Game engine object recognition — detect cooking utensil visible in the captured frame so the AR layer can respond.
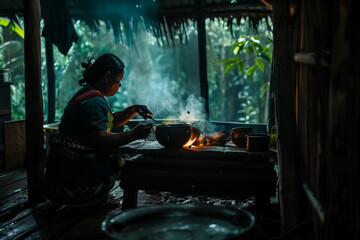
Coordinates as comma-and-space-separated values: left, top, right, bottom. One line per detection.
147, 115, 165, 125
101, 204, 255, 240
155, 123, 201, 148
155, 123, 192, 148
137, 108, 165, 125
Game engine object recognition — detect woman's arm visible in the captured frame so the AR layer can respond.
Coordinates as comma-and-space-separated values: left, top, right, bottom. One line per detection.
87, 124, 152, 149
112, 106, 138, 127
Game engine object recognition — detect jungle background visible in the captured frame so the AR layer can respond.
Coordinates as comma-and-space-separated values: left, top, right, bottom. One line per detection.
0, 16, 272, 125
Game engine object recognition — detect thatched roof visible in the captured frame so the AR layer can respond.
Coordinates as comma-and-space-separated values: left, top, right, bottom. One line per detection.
0, 0, 271, 55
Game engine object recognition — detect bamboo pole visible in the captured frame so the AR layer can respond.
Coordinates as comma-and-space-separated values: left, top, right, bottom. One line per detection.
45, 39, 56, 124
196, 0, 209, 117
24, 0, 45, 204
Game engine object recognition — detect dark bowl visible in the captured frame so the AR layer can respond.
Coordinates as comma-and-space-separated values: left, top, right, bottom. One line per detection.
230, 127, 253, 148
155, 123, 192, 148
102, 204, 255, 240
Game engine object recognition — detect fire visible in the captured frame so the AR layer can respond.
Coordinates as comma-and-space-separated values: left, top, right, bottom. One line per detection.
188, 130, 230, 147
183, 137, 197, 148
179, 128, 231, 148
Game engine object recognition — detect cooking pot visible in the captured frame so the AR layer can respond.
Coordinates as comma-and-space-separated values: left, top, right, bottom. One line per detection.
246, 133, 270, 152
155, 123, 200, 148
230, 127, 253, 148
101, 204, 255, 240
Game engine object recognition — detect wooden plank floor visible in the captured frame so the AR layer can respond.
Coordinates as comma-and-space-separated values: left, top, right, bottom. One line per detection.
0, 169, 121, 240
0, 168, 29, 224
0, 168, 281, 240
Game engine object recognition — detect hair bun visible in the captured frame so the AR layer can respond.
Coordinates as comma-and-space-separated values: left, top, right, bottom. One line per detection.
81, 57, 95, 70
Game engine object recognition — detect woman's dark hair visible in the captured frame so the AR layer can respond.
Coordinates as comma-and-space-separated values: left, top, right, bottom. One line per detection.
79, 53, 125, 86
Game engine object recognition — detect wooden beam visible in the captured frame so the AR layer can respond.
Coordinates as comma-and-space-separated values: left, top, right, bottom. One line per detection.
196, 0, 209, 117
293, 52, 330, 67
272, 0, 300, 232
67, 1, 270, 17
23, 0, 44, 204
45, 39, 56, 123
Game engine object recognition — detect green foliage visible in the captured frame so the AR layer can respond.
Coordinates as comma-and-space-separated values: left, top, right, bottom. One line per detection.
0, 19, 25, 121
217, 35, 273, 80
206, 17, 273, 123
10, 82, 26, 119
2, 16, 272, 125
0, 18, 24, 39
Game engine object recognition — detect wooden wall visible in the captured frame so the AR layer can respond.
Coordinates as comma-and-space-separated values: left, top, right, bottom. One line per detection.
275, 0, 360, 239
324, 0, 360, 239
4, 120, 26, 171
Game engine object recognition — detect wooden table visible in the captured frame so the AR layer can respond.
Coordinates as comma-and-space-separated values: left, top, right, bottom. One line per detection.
115, 140, 277, 213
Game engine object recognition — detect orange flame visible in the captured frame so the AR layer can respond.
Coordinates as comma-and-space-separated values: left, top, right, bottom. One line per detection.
183, 137, 197, 147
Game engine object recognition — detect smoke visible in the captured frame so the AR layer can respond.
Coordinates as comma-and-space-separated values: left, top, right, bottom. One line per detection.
134, 72, 219, 134
133, 72, 179, 118
177, 94, 218, 134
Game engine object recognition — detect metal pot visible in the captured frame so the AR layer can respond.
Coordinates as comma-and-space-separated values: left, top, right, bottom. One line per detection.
230, 127, 253, 148
101, 204, 255, 240
246, 133, 270, 152
155, 123, 200, 148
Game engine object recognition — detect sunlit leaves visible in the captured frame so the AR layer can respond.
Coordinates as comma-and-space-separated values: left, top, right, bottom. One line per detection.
0, 18, 10, 27
218, 34, 273, 80
232, 39, 245, 55
0, 17, 24, 39
245, 45, 254, 55
224, 63, 235, 74
245, 65, 257, 81
256, 57, 264, 72
237, 61, 244, 73
249, 37, 262, 51
9, 23, 24, 39
259, 51, 272, 62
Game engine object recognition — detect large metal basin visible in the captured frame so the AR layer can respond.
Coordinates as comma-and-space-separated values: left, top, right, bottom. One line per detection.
102, 204, 255, 240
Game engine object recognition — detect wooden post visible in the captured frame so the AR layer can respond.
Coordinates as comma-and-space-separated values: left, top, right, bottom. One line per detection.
196, 0, 209, 117
326, 1, 360, 239
45, 38, 56, 124
272, 0, 300, 231
23, 0, 45, 204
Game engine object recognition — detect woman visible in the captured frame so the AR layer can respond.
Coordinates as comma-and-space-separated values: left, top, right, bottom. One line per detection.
44, 53, 152, 207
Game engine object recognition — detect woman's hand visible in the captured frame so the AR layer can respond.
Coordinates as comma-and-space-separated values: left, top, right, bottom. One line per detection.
134, 105, 153, 120
112, 105, 153, 127
131, 123, 153, 139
